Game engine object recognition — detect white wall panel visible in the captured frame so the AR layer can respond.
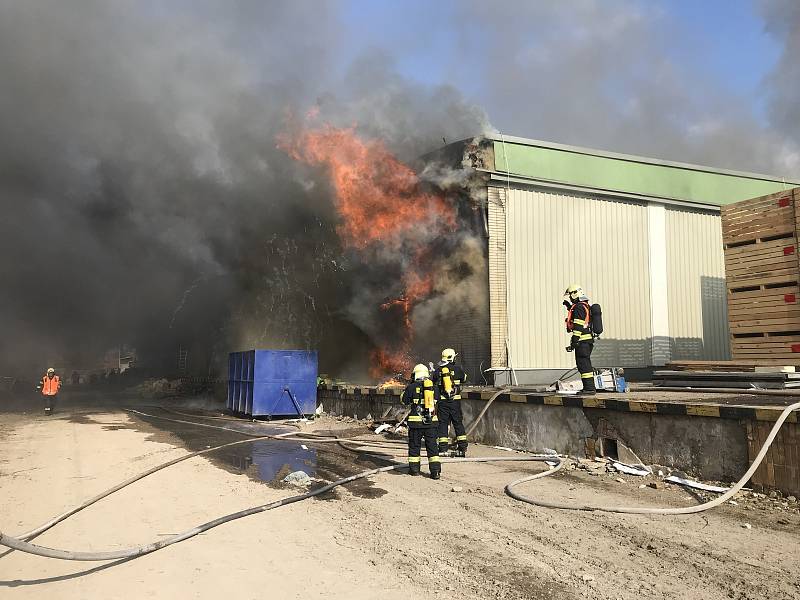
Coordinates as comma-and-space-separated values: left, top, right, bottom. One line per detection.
666, 208, 731, 360
505, 188, 653, 369
487, 186, 508, 368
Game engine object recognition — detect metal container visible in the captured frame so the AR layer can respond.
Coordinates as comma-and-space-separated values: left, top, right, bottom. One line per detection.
227, 350, 318, 417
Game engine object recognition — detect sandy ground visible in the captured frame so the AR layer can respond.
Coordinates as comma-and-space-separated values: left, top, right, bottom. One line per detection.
1, 401, 799, 600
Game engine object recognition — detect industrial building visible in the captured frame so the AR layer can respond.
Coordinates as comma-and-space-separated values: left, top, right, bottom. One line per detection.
433, 135, 800, 385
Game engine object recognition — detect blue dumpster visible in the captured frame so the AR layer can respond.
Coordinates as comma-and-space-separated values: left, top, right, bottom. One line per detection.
227, 349, 318, 417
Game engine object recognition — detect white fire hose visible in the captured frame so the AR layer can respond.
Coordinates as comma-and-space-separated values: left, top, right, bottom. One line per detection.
506, 400, 800, 514
1, 400, 798, 561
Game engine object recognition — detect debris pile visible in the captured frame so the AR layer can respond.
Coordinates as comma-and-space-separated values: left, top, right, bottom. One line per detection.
570, 456, 800, 513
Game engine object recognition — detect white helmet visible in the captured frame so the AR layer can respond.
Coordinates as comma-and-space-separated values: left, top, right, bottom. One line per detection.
440, 348, 457, 365
564, 284, 588, 303
47, 368, 55, 375
412, 364, 430, 381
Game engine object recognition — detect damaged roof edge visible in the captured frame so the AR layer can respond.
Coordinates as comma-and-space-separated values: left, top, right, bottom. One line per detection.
436, 133, 799, 207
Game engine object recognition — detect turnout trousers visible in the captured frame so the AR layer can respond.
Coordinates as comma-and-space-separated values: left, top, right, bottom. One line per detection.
575, 341, 596, 393
43, 394, 57, 411
408, 426, 440, 476
437, 399, 468, 454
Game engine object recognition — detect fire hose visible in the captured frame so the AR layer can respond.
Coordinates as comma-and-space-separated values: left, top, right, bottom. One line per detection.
1, 400, 799, 561
0, 406, 561, 560
507, 400, 800, 514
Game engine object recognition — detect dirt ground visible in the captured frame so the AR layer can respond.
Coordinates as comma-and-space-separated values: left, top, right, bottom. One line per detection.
1, 399, 799, 600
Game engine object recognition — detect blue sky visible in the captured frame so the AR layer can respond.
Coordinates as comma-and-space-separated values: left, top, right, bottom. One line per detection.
667, 0, 780, 118
340, 0, 781, 124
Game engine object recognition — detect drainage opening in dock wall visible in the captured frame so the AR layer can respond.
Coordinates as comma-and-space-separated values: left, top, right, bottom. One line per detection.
600, 437, 619, 461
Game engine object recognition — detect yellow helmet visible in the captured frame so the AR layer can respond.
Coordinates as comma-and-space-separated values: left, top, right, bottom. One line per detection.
564, 284, 587, 302
412, 363, 430, 380
440, 348, 457, 365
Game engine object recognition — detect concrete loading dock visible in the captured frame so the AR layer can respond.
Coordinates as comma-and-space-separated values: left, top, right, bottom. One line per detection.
318, 384, 800, 496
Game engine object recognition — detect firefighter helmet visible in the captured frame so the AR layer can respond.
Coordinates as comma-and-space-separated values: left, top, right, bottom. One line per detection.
564, 284, 587, 303
47, 368, 55, 375
412, 363, 430, 381
440, 348, 457, 365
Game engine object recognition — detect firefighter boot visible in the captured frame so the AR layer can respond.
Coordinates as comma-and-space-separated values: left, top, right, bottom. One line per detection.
429, 457, 442, 479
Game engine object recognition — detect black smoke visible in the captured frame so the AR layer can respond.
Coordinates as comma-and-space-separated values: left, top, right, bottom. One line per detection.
3, 1, 798, 381
0, 1, 486, 379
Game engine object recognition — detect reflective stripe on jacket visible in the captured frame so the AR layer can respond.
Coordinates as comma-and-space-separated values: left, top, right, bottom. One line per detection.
566, 302, 593, 342
433, 363, 467, 400
401, 378, 439, 428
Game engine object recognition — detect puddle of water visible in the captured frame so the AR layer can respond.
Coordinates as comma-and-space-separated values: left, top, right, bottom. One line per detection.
127, 408, 389, 499
217, 439, 318, 483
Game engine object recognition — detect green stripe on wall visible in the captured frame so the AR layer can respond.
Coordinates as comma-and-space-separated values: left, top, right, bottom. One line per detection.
494, 141, 795, 206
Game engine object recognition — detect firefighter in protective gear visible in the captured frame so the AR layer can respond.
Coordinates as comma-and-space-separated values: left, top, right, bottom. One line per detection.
432, 348, 468, 457
37, 368, 62, 413
564, 284, 596, 394
400, 364, 441, 479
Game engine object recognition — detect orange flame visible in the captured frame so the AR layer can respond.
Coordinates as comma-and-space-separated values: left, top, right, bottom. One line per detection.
279, 124, 454, 249
279, 123, 454, 379
377, 376, 406, 391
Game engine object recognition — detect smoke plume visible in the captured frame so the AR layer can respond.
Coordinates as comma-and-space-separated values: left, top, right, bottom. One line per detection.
3, 1, 799, 381
0, 1, 487, 379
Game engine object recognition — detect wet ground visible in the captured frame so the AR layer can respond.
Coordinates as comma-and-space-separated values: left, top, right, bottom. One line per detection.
64, 402, 393, 500
0, 386, 394, 499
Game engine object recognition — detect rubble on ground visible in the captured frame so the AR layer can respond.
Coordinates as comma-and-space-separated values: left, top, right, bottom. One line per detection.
570, 456, 800, 513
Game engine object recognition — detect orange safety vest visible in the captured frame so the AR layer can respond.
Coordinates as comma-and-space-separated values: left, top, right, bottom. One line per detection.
41, 375, 61, 396
566, 301, 591, 332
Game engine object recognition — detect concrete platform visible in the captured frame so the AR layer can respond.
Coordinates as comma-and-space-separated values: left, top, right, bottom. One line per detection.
317, 384, 800, 496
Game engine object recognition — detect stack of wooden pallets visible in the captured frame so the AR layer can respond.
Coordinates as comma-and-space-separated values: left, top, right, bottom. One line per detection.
722, 188, 800, 364
665, 360, 792, 372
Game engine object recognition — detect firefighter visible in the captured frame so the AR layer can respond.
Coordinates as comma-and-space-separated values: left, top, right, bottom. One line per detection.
37, 367, 62, 414
564, 284, 596, 395
433, 348, 468, 457
400, 363, 441, 479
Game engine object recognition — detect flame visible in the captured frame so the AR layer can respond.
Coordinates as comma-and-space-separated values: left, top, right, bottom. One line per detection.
279, 122, 455, 380
279, 124, 454, 250
370, 347, 413, 379
377, 376, 406, 391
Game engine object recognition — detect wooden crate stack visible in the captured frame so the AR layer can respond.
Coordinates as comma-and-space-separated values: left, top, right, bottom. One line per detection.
722, 187, 800, 364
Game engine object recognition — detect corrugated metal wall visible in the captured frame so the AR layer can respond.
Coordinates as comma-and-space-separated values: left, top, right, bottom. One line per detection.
503, 187, 653, 369
487, 187, 508, 368
666, 207, 731, 360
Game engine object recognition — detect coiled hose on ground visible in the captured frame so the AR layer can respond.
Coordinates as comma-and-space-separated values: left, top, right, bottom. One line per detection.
2, 399, 799, 561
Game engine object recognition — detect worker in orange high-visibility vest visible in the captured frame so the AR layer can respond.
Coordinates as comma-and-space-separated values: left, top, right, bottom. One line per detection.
37, 368, 61, 414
